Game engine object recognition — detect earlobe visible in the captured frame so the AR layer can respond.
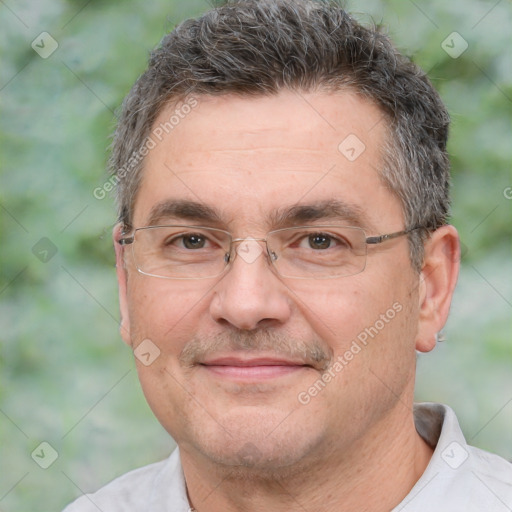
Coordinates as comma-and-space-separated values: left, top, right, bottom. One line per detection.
113, 224, 132, 347
415, 225, 460, 353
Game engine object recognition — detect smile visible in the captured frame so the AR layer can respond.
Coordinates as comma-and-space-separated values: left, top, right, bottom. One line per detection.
199, 357, 312, 381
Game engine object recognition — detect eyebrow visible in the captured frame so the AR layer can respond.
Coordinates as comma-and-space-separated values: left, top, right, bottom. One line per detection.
145, 198, 371, 230
146, 199, 223, 227
271, 199, 371, 229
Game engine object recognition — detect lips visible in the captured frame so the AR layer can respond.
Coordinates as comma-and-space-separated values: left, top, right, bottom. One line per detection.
199, 356, 311, 380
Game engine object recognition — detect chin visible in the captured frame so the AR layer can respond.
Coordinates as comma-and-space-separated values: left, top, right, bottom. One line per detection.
181, 405, 327, 479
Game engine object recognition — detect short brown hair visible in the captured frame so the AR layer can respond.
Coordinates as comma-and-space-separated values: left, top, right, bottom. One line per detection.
110, 0, 451, 270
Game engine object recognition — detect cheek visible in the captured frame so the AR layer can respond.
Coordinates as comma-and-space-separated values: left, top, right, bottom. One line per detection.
289, 278, 378, 349
126, 275, 211, 349
125, 277, 212, 436
290, 271, 417, 359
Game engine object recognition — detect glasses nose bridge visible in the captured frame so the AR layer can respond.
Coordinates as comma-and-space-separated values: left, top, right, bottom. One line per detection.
231, 236, 268, 246
228, 236, 276, 267
230, 236, 270, 252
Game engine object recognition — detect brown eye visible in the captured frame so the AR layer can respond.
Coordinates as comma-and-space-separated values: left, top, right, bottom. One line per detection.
181, 234, 207, 249
307, 233, 332, 250
163, 232, 210, 250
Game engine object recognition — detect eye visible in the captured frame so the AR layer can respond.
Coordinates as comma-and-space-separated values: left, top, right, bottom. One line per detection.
306, 233, 333, 250
164, 232, 211, 250
298, 232, 348, 250
181, 233, 207, 249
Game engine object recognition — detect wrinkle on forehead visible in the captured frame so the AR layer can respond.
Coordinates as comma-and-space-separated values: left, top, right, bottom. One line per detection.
133, 90, 402, 232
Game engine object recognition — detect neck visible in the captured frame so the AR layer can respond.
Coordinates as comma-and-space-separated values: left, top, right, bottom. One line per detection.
181, 404, 433, 512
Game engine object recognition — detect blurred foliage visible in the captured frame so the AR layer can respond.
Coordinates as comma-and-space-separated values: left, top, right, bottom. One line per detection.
0, 0, 511, 510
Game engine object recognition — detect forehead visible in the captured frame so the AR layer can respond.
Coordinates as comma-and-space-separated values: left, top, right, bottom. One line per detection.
134, 90, 402, 231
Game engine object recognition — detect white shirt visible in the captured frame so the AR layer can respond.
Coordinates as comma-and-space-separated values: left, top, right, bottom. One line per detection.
63, 403, 512, 511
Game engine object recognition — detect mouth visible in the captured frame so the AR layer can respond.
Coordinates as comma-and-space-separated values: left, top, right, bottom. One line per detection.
198, 356, 314, 381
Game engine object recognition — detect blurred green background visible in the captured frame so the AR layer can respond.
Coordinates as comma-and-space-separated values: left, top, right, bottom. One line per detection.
0, 0, 511, 510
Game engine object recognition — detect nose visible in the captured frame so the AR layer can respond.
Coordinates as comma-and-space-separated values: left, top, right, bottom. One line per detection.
209, 239, 292, 331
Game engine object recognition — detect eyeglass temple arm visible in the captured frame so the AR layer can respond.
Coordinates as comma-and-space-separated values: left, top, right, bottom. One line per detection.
366, 227, 422, 245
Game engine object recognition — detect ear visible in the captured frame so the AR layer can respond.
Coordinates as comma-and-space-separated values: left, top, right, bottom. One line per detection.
415, 225, 460, 353
113, 224, 132, 347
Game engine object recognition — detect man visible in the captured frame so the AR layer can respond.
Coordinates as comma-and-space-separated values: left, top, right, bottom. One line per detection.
64, 0, 512, 510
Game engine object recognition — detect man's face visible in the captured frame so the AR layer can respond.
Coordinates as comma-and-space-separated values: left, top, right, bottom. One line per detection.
117, 91, 423, 473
